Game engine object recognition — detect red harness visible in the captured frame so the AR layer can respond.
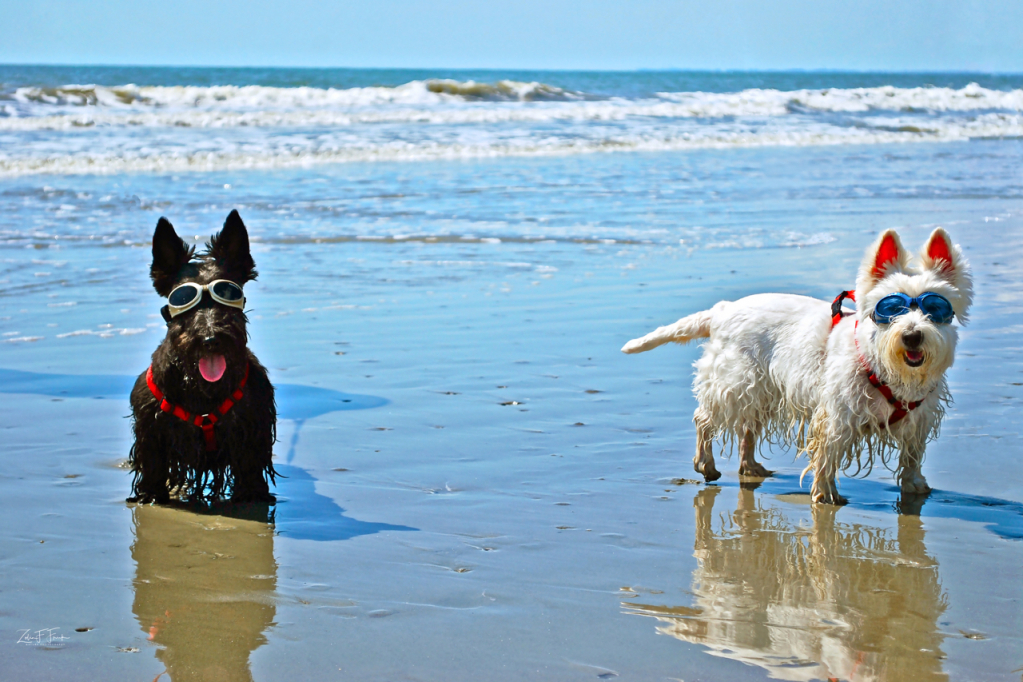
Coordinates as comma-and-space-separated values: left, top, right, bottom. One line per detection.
830, 289, 856, 328
830, 289, 923, 426
146, 363, 249, 451
862, 362, 923, 425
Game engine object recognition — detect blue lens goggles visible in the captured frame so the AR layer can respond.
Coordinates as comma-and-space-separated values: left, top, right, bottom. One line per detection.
872, 292, 954, 325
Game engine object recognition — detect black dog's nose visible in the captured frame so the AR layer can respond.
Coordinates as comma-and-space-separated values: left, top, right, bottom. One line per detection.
202, 335, 216, 347
902, 330, 924, 349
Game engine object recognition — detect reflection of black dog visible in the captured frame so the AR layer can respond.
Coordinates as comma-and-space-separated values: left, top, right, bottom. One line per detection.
130, 503, 276, 680
128, 211, 276, 503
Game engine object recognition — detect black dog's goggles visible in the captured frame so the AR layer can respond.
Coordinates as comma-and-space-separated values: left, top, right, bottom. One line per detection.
872, 292, 954, 325
164, 280, 245, 319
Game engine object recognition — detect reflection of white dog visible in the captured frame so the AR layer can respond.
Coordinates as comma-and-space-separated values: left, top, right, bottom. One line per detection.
624, 487, 948, 681
622, 229, 972, 504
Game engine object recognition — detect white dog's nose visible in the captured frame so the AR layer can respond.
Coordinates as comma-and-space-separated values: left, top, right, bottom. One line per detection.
902, 329, 924, 349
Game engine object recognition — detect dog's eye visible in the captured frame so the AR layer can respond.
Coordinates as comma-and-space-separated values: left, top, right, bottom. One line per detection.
921, 295, 954, 323
211, 281, 243, 301
168, 285, 200, 307
875, 298, 908, 318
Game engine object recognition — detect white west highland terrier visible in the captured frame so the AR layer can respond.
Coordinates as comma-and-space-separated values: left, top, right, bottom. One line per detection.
622, 229, 972, 505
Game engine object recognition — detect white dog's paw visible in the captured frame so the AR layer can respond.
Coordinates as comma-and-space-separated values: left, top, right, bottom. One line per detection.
811, 480, 848, 506
694, 459, 722, 482
900, 471, 932, 495
739, 461, 774, 478
812, 490, 848, 506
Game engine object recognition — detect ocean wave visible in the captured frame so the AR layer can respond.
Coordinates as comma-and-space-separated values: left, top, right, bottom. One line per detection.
423, 79, 579, 101
6, 78, 580, 111
4, 119, 1020, 177
3, 80, 1022, 177
2, 101, 1022, 135
2, 82, 1021, 133
657, 82, 1023, 114
3, 81, 1019, 113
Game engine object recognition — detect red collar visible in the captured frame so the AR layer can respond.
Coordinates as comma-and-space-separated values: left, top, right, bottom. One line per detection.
146, 362, 249, 451
832, 290, 923, 426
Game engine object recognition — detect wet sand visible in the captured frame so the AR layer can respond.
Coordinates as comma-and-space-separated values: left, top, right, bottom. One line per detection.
1, 145, 1022, 680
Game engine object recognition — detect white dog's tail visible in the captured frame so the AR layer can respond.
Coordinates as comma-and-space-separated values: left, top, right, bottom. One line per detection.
621, 308, 714, 354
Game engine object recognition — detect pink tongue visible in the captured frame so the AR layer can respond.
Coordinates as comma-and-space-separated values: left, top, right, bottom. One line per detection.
907, 350, 924, 362
198, 355, 227, 382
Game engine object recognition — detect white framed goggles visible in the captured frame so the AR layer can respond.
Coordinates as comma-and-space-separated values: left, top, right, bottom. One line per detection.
164, 280, 246, 318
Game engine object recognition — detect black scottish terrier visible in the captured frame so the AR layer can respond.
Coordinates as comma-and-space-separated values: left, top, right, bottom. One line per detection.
128, 210, 277, 504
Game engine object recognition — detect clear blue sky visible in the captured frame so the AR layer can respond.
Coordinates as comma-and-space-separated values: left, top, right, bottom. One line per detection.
2, 0, 1021, 72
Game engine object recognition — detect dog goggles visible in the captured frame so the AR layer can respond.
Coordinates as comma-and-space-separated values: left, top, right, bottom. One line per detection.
872, 292, 954, 325
165, 280, 245, 318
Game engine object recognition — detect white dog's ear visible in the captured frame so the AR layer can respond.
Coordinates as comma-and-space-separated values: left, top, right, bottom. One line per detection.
920, 227, 973, 322
855, 230, 910, 317
857, 229, 909, 289
921, 228, 962, 281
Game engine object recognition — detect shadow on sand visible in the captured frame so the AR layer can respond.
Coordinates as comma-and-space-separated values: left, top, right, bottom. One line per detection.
718, 472, 1023, 540
272, 464, 417, 541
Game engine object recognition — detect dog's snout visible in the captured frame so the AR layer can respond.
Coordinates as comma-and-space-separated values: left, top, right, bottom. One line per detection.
202, 335, 216, 347
902, 329, 924, 349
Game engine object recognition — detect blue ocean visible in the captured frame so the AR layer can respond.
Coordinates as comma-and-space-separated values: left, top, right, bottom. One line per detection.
2, 66, 1022, 681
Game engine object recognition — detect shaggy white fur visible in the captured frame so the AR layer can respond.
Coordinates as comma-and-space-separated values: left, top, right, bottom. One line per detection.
622, 228, 972, 505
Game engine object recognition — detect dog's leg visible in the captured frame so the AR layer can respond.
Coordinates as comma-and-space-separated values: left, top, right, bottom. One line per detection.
898, 446, 931, 495
229, 429, 277, 505
808, 451, 848, 506
738, 429, 774, 477
809, 467, 846, 506
127, 431, 171, 504
805, 408, 848, 506
693, 414, 721, 482
232, 466, 272, 503
230, 439, 275, 503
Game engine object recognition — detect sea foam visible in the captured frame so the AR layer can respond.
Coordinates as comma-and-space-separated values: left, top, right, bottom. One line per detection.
8, 79, 580, 110
2, 80, 1022, 176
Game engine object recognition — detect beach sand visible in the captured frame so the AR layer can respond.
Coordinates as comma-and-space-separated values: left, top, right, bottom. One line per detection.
1, 144, 1022, 680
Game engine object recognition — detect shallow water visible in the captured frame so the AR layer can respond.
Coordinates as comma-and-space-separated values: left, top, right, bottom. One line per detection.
1, 70, 1023, 680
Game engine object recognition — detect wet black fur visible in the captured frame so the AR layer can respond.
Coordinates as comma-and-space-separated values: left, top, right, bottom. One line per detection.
128, 211, 277, 504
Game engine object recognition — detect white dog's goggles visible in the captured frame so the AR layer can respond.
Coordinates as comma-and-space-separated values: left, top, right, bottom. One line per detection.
872, 292, 954, 325
164, 280, 245, 319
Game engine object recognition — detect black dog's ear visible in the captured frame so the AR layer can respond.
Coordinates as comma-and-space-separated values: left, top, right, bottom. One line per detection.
151, 218, 194, 297
208, 210, 257, 283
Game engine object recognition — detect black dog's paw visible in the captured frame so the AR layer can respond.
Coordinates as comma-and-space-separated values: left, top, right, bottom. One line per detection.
126, 493, 170, 505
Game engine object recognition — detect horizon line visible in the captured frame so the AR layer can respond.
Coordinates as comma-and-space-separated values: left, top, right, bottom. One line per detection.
2, 62, 1021, 76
